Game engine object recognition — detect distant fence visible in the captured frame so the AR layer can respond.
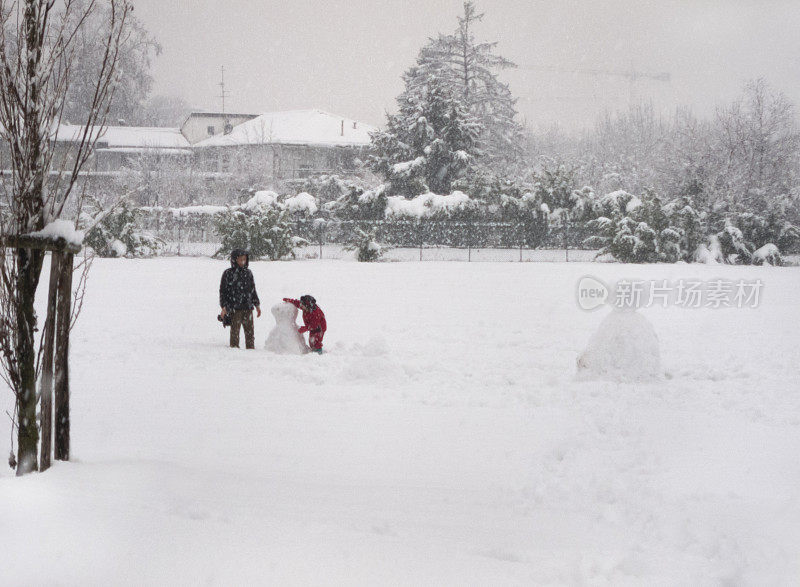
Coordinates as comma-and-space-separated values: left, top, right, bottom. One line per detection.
139, 210, 596, 261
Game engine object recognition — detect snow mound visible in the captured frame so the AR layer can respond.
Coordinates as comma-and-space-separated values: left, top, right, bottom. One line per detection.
244, 191, 279, 211
265, 302, 308, 355
385, 191, 472, 218
693, 243, 720, 264
752, 243, 782, 266
27, 219, 85, 246
284, 192, 318, 215
109, 239, 127, 257
576, 308, 661, 382
625, 196, 642, 212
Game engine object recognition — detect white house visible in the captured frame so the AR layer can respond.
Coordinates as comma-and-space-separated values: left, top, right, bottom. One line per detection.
3, 109, 377, 188
180, 112, 259, 145
192, 109, 377, 181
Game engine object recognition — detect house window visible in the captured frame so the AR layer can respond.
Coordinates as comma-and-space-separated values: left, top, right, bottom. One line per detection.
207, 125, 215, 136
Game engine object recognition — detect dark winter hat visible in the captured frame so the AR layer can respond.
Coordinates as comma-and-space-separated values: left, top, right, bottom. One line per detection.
300, 295, 316, 308
230, 249, 250, 267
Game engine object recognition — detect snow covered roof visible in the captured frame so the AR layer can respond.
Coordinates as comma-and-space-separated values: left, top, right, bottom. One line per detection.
54, 124, 191, 150
183, 111, 258, 120
194, 109, 376, 148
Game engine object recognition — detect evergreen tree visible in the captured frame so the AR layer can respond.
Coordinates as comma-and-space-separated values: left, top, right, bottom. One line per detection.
370, 81, 482, 195
371, 2, 524, 189
408, 2, 524, 170
663, 196, 705, 262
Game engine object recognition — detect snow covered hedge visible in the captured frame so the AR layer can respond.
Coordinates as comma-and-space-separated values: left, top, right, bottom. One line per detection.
584, 190, 798, 264
213, 192, 302, 260
82, 199, 164, 258
120, 180, 798, 264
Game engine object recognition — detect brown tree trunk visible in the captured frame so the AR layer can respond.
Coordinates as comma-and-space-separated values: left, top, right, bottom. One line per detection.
38, 252, 61, 472
54, 253, 73, 461
15, 247, 44, 475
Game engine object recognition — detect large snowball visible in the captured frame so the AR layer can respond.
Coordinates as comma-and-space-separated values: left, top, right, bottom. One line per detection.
265, 302, 308, 355
576, 308, 661, 382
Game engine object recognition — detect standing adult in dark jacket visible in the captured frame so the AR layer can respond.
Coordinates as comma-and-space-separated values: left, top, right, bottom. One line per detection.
220, 249, 261, 348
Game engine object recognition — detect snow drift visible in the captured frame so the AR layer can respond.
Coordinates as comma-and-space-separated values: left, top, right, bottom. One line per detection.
576, 308, 661, 381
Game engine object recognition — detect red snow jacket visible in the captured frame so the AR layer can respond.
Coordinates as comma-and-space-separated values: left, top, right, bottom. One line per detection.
283, 298, 327, 348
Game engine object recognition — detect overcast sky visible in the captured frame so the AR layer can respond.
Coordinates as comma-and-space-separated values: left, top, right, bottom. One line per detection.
130, 0, 800, 130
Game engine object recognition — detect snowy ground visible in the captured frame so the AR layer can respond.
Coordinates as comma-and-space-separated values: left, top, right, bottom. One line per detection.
1, 257, 799, 585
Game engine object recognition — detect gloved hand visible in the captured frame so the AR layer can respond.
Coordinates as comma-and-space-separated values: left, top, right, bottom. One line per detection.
283, 298, 291, 302
298, 326, 308, 334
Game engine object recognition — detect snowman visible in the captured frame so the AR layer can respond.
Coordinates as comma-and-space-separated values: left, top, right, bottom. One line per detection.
265, 302, 308, 354
576, 307, 661, 382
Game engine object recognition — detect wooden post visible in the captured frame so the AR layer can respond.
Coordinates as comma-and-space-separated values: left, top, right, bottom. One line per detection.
0, 235, 80, 472
38, 252, 61, 471
54, 252, 73, 461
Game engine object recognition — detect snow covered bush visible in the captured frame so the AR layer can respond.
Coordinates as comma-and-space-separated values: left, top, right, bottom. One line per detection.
702, 200, 799, 264
586, 191, 685, 263
499, 191, 549, 248
731, 207, 800, 256
452, 170, 528, 204
752, 243, 783, 266
714, 221, 753, 264
346, 227, 385, 262
283, 174, 373, 205
590, 189, 638, 219
213, 200, 296, 260
663, 196, 705, 262
283, 192, 318, 216
329, 185, 388, 221
81, 199, 164, 258
535, 165, 579, 211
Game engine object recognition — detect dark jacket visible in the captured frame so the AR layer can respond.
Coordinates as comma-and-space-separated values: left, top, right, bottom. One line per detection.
220, 249, 260, 311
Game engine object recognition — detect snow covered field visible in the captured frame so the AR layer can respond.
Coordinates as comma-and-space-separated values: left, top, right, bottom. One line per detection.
2, 257, 799, 584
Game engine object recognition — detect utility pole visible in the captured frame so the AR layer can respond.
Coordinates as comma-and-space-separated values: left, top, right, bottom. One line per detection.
219, 66, 229, 115
219, 66, 232, 133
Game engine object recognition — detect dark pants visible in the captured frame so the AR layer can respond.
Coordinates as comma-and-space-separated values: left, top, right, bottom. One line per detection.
230, 309, 255, 349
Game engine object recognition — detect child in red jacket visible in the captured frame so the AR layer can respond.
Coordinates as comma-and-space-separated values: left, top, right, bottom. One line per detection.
283, 295, 327, 354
